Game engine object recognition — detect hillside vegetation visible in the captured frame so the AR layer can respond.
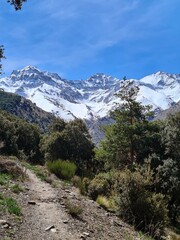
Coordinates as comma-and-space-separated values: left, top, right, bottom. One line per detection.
0, 91, 55, 131
0, 81, 179, 239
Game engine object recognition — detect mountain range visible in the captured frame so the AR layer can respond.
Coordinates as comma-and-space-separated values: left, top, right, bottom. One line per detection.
0, 66, 180, 143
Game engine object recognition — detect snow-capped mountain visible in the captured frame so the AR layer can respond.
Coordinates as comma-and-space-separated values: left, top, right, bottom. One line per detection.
0, 66, 180, 122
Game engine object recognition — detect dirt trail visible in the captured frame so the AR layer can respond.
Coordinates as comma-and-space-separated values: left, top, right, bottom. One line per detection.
10, 168, 140, 240
15, 169, 81, 240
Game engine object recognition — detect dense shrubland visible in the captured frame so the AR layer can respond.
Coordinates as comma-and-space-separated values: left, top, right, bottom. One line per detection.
0, 80, 179, 239
92, 80, 180, 239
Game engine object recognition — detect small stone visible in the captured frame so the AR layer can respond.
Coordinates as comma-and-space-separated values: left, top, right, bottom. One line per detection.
65, 189, 71, 193
0, 220, 8, 225
113, 220, 124, 227
80, 232, 90, 239
69, 192, 75, 196
3, 224, 9, 229
63, 220, 69, 224
51, 228, 57, 233
28, 201, 36, 205
61, 195, 67, 199
83, 232, 90, 236
45, 225, 55, 231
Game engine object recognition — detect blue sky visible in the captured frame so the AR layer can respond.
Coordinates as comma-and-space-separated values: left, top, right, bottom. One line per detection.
1, 0, 180, 80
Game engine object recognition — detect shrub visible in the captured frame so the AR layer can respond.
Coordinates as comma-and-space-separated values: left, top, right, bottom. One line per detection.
96, 195, 110, 210
0, 194, 21, 216
114, 169, 168, 238
0, 173, 12, 186
47, 160, 77, 180
5, 197, 21, 216
88, 172, 111, 200
72, 176, 91, 195
65, 200, 83, 217
11, 183, 24, 194
72, 175, 82, 188
81, 177, 91, 195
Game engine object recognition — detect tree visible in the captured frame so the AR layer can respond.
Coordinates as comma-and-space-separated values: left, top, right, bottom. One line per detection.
7, 0, 26, 10
161, 112, 180, 165
96, 79, 162, 169
63, 119, 95, 171
159, 112, 180, 222
0, 0, 27, 74
49, 118, 66, 133
40, 119, 95, 175
15, 120, 41, 162
0, 110, 41, 162
0, 111, 17, 155
0, 46, 5, 75
156, 158, 180, 222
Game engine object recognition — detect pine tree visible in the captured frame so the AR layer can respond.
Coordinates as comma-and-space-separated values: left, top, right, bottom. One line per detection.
96, 78, 161, 169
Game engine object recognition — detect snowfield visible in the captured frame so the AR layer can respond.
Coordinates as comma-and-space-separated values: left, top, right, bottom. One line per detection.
0, 66, 180, 121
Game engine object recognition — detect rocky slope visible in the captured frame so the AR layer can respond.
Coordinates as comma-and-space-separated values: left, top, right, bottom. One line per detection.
155, 100, 180, 120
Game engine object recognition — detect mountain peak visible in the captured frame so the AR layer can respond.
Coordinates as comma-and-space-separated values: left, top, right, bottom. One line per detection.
22, 65, 40, 71
154, 71, 168, 76
0, 67, 180, 123
22, 66, 40, 72
140, 71, 178, 86
11, 66, 41, 78
87, 73, 119, 87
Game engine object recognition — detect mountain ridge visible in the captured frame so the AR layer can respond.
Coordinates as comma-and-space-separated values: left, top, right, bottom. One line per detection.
0, 66, 180, 144
0, 65, 180, 122
0, 90, 55, 131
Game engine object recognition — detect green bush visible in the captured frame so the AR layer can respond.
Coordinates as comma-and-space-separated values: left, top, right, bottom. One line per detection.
114, 169, 168, 239
47, 160, 77, 180
88, 172, 111, 200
